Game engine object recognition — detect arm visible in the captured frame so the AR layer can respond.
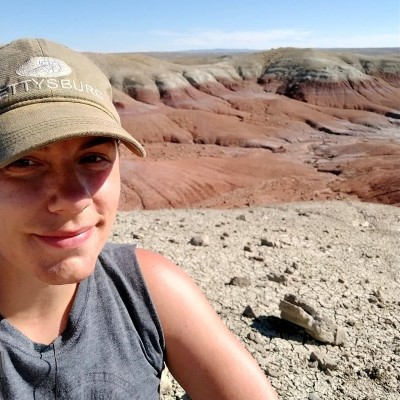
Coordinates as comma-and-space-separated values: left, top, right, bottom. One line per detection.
136, 248, 279, 400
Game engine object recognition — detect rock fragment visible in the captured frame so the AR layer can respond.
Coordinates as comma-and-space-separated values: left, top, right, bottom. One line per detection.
279, 294, 346, 345
267, 273, 287, 284
189, 235, 209, 246
249, 255, 265, 262
265, 366, 283, 378
247, 331, 263, 344
310, 350, 338, 371
228, 276, 251, 287
260, 237, 276, 247
242, 305, 257, 318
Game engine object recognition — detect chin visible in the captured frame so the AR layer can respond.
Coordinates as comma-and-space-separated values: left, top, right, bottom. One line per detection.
37, 254, 98, 285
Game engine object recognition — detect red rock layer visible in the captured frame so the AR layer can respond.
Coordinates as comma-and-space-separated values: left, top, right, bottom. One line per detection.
87, 49, 400, 210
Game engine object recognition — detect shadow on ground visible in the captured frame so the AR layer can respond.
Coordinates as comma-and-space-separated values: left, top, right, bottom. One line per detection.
251, 315, 311, 344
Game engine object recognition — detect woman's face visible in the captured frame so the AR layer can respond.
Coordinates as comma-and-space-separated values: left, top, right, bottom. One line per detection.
0, 136, 121, 285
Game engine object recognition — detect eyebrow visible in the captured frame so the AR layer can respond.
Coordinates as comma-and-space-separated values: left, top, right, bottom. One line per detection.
36, 137, 117, 153
79, 137, 117, 150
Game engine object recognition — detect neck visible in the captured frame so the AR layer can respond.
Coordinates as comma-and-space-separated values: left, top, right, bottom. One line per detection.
0, 269, 78, 344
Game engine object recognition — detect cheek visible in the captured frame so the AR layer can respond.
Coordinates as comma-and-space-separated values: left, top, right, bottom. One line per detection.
0, 188, 31, 258
94, 166, 121, 213
0, 184, 39, 220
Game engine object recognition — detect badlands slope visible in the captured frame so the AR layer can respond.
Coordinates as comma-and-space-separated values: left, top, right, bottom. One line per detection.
86, 48, 400, 210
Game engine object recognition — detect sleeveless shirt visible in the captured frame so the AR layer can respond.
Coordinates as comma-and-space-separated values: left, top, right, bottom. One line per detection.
0, 243, 165, 399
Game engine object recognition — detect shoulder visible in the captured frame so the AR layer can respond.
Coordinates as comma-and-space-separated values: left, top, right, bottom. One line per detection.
135, 248, 279, 400
135, 248, 210, 335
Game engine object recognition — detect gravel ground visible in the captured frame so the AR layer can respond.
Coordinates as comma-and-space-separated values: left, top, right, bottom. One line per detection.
111, 201, 400, 400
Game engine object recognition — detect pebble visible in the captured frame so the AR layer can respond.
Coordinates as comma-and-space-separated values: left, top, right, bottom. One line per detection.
189, 235, 209, 246
242, 305, 257, 318
228, 276, 251, 287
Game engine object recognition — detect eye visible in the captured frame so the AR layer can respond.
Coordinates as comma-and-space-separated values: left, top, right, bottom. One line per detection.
79, 155, 107, 164
78, 154, 112, 169
5, 158, 38, 169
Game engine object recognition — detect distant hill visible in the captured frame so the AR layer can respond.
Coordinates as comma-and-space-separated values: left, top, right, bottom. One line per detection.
83, 47, 400, 210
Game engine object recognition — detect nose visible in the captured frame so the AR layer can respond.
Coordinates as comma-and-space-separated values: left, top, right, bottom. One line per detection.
47, 170, 93, 215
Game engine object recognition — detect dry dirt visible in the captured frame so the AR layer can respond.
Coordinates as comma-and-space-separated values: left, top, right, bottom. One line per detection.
111, 201, 400, 400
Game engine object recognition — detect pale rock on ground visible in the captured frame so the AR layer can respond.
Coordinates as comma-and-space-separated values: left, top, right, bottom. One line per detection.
111, 201, 400, 400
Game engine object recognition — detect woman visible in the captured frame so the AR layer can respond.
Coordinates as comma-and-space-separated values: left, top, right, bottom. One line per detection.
0, 38, 279, 399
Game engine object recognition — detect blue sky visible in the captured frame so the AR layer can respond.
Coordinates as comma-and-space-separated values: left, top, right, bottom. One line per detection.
3, 0, 399, 52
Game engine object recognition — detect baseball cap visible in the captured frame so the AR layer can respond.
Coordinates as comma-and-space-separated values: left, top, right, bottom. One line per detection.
0, 38, 146, 168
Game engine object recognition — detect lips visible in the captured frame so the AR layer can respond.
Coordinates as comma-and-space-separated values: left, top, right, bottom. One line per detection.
34, 226, 95, 249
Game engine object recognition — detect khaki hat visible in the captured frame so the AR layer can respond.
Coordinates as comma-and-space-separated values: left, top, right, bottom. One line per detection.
0, 38, 145, 168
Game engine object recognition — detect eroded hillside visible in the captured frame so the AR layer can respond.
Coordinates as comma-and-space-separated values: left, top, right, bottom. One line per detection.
86, 48, 400, 210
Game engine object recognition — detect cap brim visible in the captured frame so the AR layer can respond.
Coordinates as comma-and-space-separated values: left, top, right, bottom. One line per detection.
0, 101, 146, 168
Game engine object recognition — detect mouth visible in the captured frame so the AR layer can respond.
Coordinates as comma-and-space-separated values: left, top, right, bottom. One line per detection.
34, 226, 95, 249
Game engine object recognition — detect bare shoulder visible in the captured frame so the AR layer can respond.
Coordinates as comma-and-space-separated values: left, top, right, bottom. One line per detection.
135, 248, 216, 338
135, 248, 279, 400
135, 247, 191, 295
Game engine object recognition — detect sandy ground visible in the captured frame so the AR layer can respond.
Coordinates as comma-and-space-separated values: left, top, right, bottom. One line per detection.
110, 200, 400, 400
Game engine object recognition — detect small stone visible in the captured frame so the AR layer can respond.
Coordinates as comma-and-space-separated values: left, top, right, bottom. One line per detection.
384, 318, 395, 326
247, 332, 263, 344
265, 367, 283, 378
236, 214, 246, 221
243, 245, 252, 252
284, 267, 295, 274
260, 238, 275, 247
341, 301, 350, 309
228, 276, 251, 287
310, 350, 338, 371
291, 261, 299, 269
267, 273, 287, 284
242, 305, 257, 318
249, 255, 264, 262
366, 366, 386, 381
308, 393, 321, 400
373, 288, 386, 302
189, 235, 209, 246
335, 327, 347, 347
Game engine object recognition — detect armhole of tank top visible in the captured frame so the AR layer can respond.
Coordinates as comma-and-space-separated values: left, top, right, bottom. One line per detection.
100, 244, 166, 358
132, 245, 166, 356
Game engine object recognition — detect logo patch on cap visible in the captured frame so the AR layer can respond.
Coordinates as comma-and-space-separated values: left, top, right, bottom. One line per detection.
16, 57, 72, 78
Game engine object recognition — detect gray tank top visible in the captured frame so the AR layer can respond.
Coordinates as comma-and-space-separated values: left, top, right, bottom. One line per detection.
0, 243, 165, 399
